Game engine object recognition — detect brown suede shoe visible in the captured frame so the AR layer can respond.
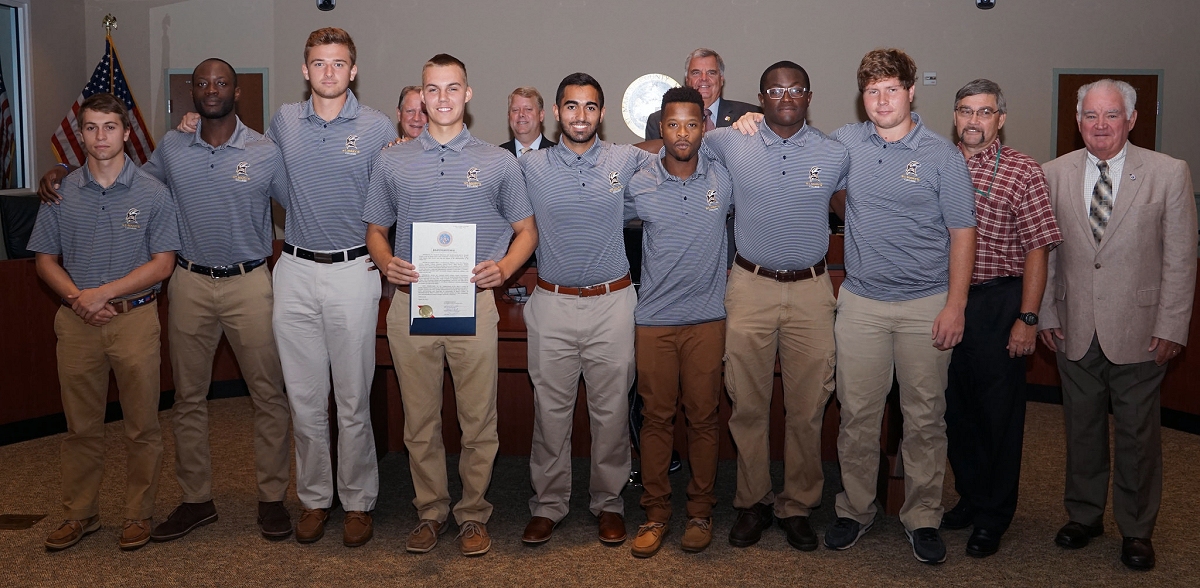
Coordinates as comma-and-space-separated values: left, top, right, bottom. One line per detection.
257, 501, 292, 539
151, 500, 218, 542
296, 508, 329, 544
119, 519, 152, 551
44, 516, 100, 551
457, 520, 491, 556
681, 517, 713, 553
343, 511, 373, 547
522, 516, 557, 545
598, 511, 627, 545
631, 521, 667, 558
406, 519, 446, 554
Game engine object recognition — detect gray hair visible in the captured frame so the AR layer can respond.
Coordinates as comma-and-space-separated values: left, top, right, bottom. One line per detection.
1076, 79, 1136, 120
954, 78, 1006, 114
684, 48, 725, 76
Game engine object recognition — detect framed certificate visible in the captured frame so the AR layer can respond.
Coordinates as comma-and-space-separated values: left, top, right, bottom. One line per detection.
410, 222, 477, 335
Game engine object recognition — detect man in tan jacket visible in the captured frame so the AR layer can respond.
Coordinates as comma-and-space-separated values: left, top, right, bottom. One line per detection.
1038, 79, 1196, 571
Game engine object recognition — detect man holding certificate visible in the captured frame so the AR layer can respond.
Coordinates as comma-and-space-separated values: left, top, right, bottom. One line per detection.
363, 54, 537, 557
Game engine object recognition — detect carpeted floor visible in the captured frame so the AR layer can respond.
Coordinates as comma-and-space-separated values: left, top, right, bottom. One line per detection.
0, 398, 1197, 587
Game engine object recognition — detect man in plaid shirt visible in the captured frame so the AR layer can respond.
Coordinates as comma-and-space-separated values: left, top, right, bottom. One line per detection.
942, 79, 1062, 558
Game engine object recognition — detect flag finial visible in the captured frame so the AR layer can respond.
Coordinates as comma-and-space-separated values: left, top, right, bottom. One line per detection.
102, 14, 117, 34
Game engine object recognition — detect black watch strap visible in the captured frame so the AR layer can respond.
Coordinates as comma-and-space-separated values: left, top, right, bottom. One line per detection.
1018, 312, 1038, 326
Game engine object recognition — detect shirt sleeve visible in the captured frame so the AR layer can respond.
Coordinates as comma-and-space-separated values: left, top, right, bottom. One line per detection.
936, 147, 977, 229
1013, 159, 1063, 253
267, 147, 291, 210
25, 202, 62, 255
497, 154, 533, 223
147, 186, 182, 254
361, 150, 397, 228
141, 139, 168, 183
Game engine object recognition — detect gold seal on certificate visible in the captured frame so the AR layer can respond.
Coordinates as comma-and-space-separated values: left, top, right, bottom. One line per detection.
622, 73, 681, 139
410, 222, 478, 335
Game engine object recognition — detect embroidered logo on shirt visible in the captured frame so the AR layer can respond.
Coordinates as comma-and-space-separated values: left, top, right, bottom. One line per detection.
807, 166, 823, 188
901, 160, 921, 183
465, 167, 482, 187
123, 208, 141, 229
608, 171, 623, 193
705, 189, 720, 211
233, 161, 250, 182
343, 135, 360, 155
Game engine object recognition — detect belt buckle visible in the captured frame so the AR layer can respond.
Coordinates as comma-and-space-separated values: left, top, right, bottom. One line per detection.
313, 251, 334, 264
208, 266, 220, 278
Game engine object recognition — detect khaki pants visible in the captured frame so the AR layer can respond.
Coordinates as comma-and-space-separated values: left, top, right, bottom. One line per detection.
526, 286, 636, 521
54, 302, 163, 521
724, 265, 836, 517
833, 289, 951, 531
167, 265, 291, 503
636, 320, 725, 522
388, 290, 499, 525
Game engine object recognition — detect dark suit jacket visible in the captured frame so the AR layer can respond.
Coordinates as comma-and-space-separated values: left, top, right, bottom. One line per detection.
643, 98, 760, 140
1039, 144, 1196, 363
499, 135, 556, 157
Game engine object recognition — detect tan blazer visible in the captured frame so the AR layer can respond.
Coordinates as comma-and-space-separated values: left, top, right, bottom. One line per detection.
1039, 144, 1197, 364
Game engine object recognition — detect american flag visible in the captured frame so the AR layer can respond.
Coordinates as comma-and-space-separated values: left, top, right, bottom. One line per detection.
0, 61, 15, 188
50, 35, 154, 166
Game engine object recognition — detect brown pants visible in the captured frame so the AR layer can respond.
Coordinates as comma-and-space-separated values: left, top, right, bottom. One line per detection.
54, 302, 163, 521
636, 320, 725, 522
167, 266, 290, 503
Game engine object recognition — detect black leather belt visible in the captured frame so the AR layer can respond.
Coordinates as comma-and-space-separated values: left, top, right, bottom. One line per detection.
283, 242, 370, 264
62, 291, 157, 314
969, 275, 1021, 291
178, 256, 267, 278
734, 254, 826, 282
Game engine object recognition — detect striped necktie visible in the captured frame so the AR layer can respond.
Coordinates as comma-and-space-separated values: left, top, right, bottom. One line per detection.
519, 146, 532, 156
703, 108, 715, 132
1089, 160, 1113, 244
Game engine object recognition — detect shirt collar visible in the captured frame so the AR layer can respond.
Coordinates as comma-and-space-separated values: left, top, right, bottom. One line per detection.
80, 154, 137, 189
757, 119, 810, 147
190, 116, 250, 150
652, 147, 709, 185
867, 112, 925, 149
417, 125, 472, 152
552, 138, 603, 167
1086, 141, 1129, 167
299, 88, 362, 122
515, 135, 542, 152
966, 138, 1002, 168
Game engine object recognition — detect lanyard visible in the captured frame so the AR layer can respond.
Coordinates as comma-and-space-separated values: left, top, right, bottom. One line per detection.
973, 147, 1001, 199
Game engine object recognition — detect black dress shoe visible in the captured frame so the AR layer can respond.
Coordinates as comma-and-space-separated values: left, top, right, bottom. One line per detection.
1054, 521, 1103, 549
940, 501, 976, 530
779, 516, 818, 551
965, 527, 1002, 558
728, 503, 774, 548
1121, 537, 1155, 570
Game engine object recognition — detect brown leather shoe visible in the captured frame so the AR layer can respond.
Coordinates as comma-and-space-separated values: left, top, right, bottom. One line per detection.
522, 516, 557, 545
631, 521, 667, 558
343, 511, 373, 547
296, 508, 329, 544
119, 519, 152, 551
598, 511, 627, 545
681, 517, 713, 553
457, 520, 491, 556
44, 516, 100, 551
406, 519, 446, 553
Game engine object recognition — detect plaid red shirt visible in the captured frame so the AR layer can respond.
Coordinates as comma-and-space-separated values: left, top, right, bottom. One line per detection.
966, 140, 1062, 284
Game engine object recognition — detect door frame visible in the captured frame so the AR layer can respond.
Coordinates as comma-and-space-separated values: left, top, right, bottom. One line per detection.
165, 67, 270, 133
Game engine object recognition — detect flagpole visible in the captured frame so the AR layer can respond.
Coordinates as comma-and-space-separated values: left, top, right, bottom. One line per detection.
102, 14, 116, 91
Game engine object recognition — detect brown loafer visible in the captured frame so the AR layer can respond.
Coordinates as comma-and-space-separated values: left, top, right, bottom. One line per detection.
522, 516, 557, 545
119, 518, 152, 551
44, 515, 101, 551
457, 520, 491, 556
343, 511, 373, 547
598, 511, 627, 545
296, 508, 329, 544
406, 519, 446, 553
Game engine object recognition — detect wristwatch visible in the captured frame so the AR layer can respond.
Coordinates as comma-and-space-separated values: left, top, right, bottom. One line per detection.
1018, 312, 1038, 326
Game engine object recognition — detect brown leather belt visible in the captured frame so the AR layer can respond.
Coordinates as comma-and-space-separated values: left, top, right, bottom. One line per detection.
537, 274, 633, 297
62, 291, 157, 314
734, 254, 826, 282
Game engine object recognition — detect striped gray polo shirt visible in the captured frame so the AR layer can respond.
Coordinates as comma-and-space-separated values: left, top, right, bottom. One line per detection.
142, 117, 287, 266
363, 126, 532, 263
627, 150, 732, 326
831, 113, 976, 302
702, 122, 848, 270
265, 90, 397, 251
28, 154, 180, 291
521, 140, 655, 287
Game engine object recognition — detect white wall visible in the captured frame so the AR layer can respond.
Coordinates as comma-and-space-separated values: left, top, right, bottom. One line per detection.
53, 0, 1200, 186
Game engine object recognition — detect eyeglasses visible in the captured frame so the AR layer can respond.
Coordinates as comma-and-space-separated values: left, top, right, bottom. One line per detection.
954, 106, 999, 119
764, 87, 810, 99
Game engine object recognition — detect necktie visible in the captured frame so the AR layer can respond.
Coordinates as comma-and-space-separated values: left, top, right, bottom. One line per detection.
1089, 160, 1113, 244
519, 147, 532, 156
703, 108, 715, 132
